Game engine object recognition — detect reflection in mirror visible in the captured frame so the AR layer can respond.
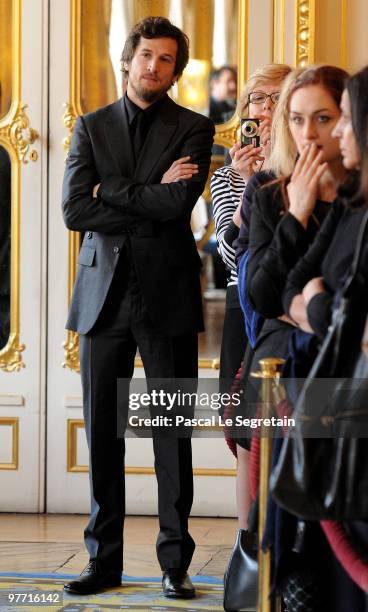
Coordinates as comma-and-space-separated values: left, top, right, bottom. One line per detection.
0, 0, 13, 119
208, 66, 237, 124
80, 0, 238, 123
0, 145, 11, 351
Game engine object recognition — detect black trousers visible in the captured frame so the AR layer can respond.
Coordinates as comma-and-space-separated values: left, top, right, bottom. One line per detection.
79, 276, 198, 574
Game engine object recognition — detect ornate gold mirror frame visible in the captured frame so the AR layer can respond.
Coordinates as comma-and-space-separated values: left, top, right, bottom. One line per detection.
63, 0, 248, 372
295, 0, 315, 66
0, 0, 39, 373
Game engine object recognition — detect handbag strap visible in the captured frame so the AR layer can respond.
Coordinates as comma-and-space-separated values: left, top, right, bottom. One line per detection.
341, 207, 368, 296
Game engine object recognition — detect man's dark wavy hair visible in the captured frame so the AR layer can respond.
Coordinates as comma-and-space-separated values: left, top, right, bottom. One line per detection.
121, 16, 189, 80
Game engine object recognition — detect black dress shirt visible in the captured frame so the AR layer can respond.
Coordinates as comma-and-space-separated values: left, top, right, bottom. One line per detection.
124, 93, 167, 164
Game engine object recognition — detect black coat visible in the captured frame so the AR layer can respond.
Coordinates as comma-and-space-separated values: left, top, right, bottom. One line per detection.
62, 96, 214, 336
243, 182, 330, 376
283, 200, 368, 338
247, 182, 331, 319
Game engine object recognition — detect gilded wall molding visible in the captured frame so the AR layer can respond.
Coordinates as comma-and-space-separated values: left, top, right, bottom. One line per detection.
0, 135, 25, 373
295, 0, 315, 67
0, 0, 38, 372
273, 0, 285, 64
0, 417, 19, 470
62, 228, 80, 372
62, 0, 83, 373
67, 418, 235, 475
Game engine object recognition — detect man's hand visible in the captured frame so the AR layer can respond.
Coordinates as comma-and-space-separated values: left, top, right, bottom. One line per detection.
93, 183, 101, 198
161, 157, 198, 184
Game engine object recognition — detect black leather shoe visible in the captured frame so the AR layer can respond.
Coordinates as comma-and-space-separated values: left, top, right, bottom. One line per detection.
63, 560, 122, 595
162, 569, 195, 599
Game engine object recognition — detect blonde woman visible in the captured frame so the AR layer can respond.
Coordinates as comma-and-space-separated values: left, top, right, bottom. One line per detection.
246, 66, 347, 325
210, 64, 292, 530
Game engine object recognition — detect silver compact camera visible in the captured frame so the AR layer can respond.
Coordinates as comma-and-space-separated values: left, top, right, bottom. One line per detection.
240, 118, 260, 148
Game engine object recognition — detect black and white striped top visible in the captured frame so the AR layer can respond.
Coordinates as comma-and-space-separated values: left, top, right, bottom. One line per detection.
210, 165, 246, 287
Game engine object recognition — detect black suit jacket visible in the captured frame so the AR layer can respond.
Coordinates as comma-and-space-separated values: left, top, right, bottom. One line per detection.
62, 96, 215, 336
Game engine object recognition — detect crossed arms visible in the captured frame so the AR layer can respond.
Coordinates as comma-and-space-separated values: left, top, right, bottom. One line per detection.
62, 114, 214, 234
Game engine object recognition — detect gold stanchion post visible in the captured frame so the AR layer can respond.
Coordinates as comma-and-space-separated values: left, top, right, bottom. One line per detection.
251, 357, 284, 612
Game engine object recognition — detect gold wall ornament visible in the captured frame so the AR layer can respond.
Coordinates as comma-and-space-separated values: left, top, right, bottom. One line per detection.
62, 332, 80, 373
62, 102, 78, 154
295, 0, 315, 67
0, 333, 25, 373
214, 114, 240, 150
7, 104, 39, 164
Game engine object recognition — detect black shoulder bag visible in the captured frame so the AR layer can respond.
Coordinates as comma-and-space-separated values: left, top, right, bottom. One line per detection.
270, 209, 368, 521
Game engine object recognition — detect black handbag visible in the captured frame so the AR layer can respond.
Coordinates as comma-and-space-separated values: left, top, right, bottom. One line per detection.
223, 529, 258, 612
270, 209, 368, 521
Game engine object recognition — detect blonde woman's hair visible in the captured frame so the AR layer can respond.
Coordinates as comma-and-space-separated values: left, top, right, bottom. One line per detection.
269, 64, 349, 177
237, 63, 292, 118
268, 68, 305, 176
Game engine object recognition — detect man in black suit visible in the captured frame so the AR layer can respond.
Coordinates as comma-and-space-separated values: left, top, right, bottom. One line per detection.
62, 16, 214, 599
